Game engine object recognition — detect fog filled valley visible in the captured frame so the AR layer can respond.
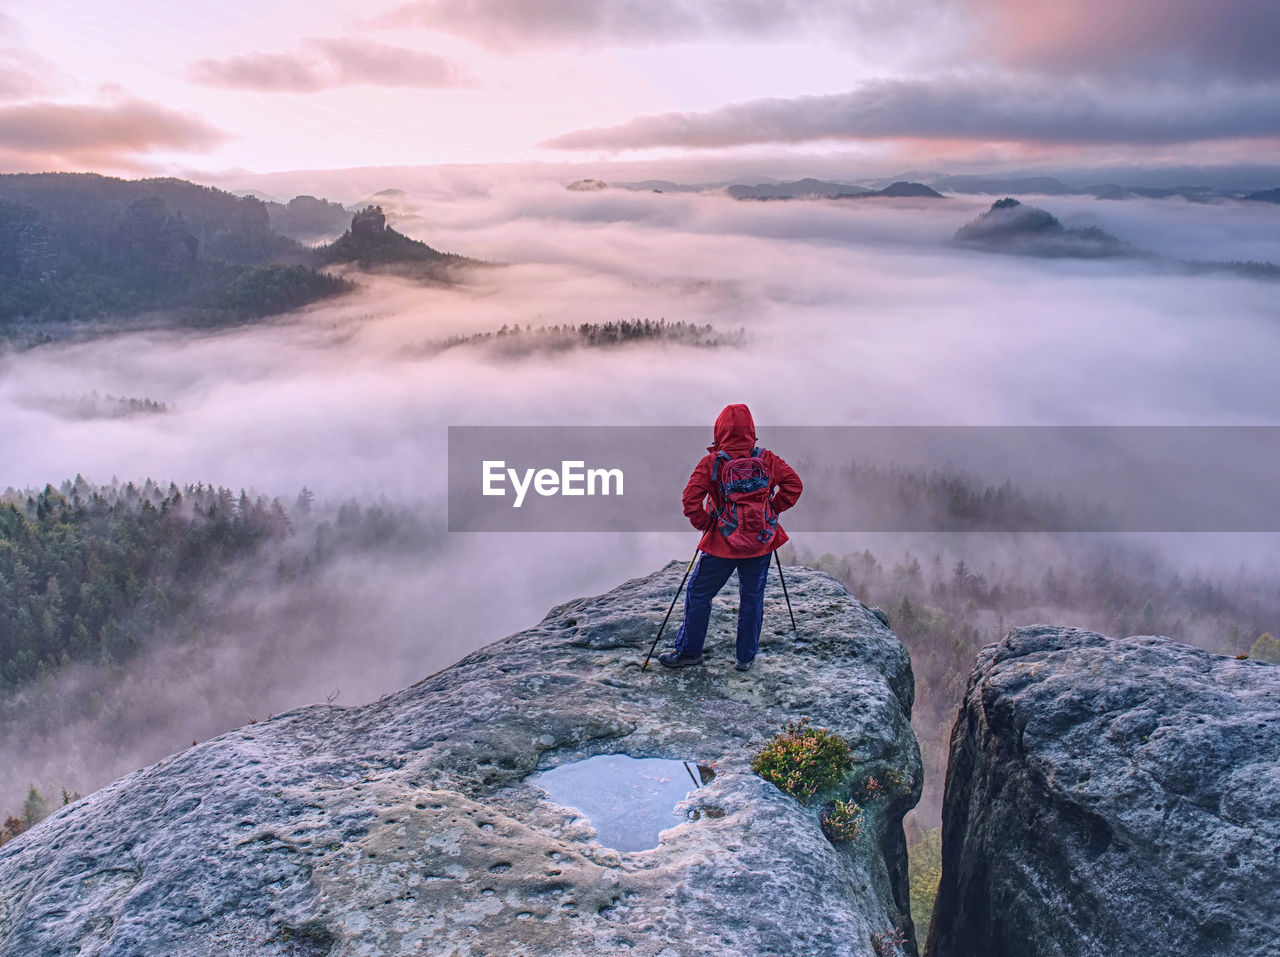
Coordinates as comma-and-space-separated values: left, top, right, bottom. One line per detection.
3, 169, 1280, 896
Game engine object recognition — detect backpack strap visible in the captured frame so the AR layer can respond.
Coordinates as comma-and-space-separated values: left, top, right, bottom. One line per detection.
711, 450, 732, 485
720, 501, 739, 539
708, 451, 731, 528
758, 508, 779, 544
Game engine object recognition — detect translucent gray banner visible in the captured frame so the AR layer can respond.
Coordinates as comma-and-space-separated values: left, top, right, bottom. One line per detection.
447, 426, 1280, 532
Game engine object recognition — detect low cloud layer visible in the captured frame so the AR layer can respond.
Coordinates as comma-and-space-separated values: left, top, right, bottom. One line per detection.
4, 171, 1280, 808
542, 75, 1280, 151
189, 38, 468, 93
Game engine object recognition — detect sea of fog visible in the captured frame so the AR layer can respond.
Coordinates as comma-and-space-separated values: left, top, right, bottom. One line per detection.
2, 176, 1279, 805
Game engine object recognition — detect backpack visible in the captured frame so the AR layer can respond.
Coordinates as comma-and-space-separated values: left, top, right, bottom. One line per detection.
710, 446, 778, 549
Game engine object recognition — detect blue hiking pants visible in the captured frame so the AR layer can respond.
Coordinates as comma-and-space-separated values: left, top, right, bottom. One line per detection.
673, 551, 773, 663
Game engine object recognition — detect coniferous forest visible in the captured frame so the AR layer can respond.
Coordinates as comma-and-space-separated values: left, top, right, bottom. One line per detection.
0, 477, 443, 845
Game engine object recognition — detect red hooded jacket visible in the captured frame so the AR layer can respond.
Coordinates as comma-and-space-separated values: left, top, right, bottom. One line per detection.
682, 404, 802, 558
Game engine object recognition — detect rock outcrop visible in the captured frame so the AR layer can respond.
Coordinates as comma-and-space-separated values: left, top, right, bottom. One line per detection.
0, 201, 59, 280
953, 198, 1129, 258
927, 626, 1280, 957
311, 206, 479, 277
0, 564, 921, 957
349, 204, 387, 238
112, 197, 199, 276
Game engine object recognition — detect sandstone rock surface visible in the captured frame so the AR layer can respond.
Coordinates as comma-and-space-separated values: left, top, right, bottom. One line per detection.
0, 563, 921, 957
927, 625, 1280, 957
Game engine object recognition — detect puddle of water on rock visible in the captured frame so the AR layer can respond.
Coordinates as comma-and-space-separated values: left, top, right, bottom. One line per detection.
529, 754, 714, 852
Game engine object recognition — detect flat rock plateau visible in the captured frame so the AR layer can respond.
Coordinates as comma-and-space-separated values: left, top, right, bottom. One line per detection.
0, 563, 922, 957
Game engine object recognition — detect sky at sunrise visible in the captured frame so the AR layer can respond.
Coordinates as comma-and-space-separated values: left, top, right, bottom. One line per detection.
2, 0, 1279, 178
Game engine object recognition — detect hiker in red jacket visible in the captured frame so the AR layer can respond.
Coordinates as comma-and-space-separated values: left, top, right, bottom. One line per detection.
658, 404, 802, 672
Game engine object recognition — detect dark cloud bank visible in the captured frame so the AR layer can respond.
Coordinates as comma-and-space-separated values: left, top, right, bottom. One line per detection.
542, 76, 1280, 151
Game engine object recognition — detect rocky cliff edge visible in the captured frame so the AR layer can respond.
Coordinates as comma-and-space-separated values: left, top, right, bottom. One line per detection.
928, 625, 1280, 957
0, 562, 921, 957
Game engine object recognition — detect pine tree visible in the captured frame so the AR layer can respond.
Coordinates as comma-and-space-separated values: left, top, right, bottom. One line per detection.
22, 785, 49, 829
1249, 632, 1280, 664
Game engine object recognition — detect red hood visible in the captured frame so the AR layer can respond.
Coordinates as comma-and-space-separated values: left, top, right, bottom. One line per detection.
708, 403, 757, 454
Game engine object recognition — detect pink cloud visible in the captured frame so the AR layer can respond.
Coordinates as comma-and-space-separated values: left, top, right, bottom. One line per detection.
189, 38, 468, 93
964, 0, 1280, 79
189, 51, 327, 94
0, 12, 62, 101
0, 99, 228, 169
0, 60, 47, 100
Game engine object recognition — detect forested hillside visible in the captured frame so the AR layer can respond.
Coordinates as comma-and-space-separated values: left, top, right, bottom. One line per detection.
0, 477, 444, 827
0, 173, 353, 334
0, 479, 440, 697
0, 481, 288, 691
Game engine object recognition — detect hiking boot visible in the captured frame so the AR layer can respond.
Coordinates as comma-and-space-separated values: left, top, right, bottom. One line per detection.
735, 659, 753, 672
658, 650, 704, 669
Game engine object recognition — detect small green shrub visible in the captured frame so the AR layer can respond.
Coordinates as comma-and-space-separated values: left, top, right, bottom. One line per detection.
883, 767, 912, 794
860, 767, 913, 801
820, 798, 865, 842
750, 717, 852, 803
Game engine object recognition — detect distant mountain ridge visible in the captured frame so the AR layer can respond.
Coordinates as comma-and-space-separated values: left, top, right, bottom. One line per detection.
727, 178, 871, 200
893, 171, 1280, 202
874, 181, 943, 198
584, 170, 1280, 203
727, 179, 942, 201
930, 174, 1075, 196
0, 172, 302, 265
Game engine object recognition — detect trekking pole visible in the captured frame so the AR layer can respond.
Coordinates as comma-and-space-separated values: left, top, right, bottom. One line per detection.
775, 551, 797, 634
642, 548, 699, 672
